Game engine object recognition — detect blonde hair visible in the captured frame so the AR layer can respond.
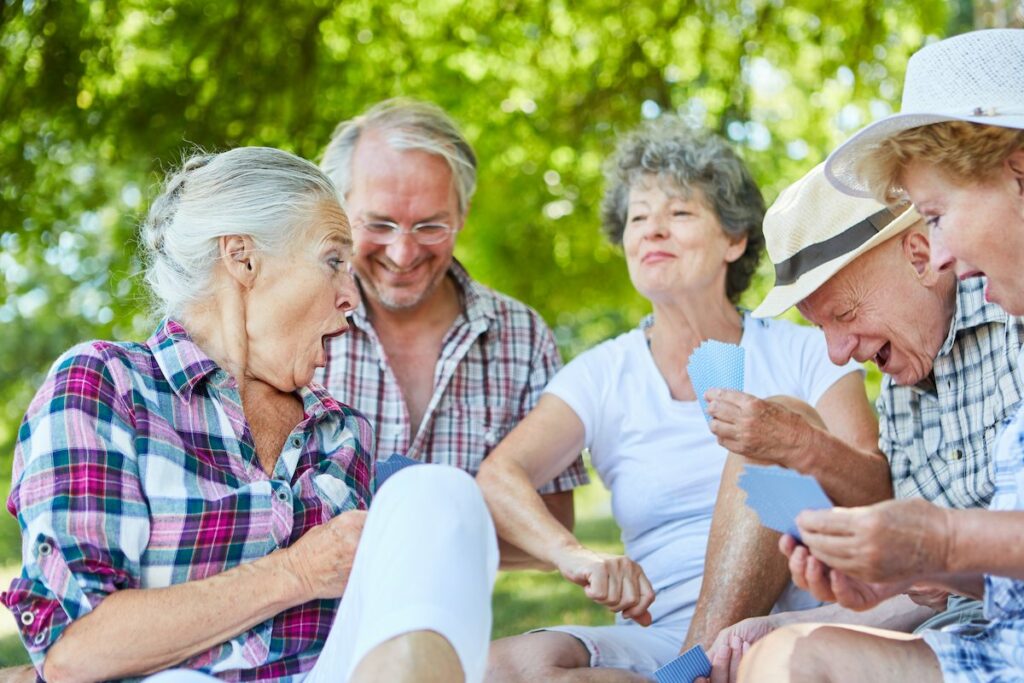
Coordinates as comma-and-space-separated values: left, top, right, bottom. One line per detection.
860, 121, 1024, 204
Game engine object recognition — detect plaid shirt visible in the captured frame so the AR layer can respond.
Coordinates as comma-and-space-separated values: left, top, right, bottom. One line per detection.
879, 277, 1024, 509
316, 260, 587, 494
921, 405, 1024, 681
2, 319, 374, 680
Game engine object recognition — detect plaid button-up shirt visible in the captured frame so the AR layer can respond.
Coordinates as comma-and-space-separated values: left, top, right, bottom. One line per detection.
879, 277, 1024, 509
2, 319, 373, 679
317, 261, 587, 494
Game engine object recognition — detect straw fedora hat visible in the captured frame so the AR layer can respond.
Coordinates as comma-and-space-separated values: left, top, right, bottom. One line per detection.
826, 28, 1024, 198
752, 163, 920, 318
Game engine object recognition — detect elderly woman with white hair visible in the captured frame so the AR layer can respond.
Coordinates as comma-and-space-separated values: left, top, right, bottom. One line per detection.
479, 118, 878, 681
1, 147, 497, 682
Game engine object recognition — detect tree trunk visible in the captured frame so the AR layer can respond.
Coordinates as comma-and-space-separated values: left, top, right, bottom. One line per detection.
973, 0, 1024, 27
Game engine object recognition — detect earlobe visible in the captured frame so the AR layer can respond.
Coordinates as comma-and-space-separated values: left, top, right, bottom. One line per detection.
902, 231, 931, 279
724, 236, 748, 264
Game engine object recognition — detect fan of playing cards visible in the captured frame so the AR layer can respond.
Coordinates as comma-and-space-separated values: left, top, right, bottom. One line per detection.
687, 339, 745, 421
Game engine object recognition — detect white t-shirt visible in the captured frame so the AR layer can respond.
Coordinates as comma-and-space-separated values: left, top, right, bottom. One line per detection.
544, 313, 863, 630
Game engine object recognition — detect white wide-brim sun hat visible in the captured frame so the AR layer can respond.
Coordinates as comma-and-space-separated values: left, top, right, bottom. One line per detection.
825, 28, 1024, 198
753, 163, 920, 319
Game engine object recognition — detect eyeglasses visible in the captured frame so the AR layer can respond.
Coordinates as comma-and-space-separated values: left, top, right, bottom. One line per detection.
354, 219, 456, 246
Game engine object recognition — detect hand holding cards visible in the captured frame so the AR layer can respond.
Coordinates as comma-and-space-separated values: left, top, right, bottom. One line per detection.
737, 464, 833, 542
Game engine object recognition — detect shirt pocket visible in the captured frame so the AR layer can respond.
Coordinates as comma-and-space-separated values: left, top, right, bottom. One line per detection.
443, 401, 514, 471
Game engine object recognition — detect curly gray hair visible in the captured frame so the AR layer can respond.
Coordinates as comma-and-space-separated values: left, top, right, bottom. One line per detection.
601, 117, 765, 302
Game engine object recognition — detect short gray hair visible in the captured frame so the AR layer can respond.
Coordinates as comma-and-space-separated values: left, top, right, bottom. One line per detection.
320, 98, 477, 216
601, 117, 766, 302
141, 146, 339, 317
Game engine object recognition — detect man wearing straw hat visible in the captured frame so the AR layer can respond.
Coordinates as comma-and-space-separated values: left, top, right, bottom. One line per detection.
696, 162, 1024, 679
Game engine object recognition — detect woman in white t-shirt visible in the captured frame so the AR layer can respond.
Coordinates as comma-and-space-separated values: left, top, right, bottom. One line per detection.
478, 118, 878, 681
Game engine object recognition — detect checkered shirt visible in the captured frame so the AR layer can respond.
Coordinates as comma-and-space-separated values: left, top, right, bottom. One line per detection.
316, 260, 588, 494
2, 319, 374, 679
921, 404, 1024, 681
878, 277, 1024, 508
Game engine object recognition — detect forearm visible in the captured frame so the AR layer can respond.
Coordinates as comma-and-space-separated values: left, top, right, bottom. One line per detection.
943, 509, 1024, 580
45, 552, 304, 682
774, 594, 936, 632
795, 427, 892, 506
478, 459, 582, 568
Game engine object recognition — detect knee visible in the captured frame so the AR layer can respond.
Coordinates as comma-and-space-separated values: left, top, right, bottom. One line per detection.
486, 633, 588, 683
765, 395, 827, 430
739, 624, 836, 683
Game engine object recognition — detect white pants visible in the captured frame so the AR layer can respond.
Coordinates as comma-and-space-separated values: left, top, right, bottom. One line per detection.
146, 465, 498, 682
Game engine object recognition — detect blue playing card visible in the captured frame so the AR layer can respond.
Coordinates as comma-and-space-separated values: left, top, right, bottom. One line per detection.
737, 464, 833, 542
687, 340, 745, 421
374, 453, 422, 491
654, 645, 712, 683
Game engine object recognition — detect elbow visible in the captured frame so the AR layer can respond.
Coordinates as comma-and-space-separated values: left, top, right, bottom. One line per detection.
44, 648, 84, 683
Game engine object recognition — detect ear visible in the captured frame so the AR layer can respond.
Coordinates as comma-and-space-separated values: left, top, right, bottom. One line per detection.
219, 234, 259, 288
1007, 148, 1024, 197
901, 229, 936, 282
724, 235, 748, 264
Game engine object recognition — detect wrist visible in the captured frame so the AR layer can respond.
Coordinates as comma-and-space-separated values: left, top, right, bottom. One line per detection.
939, 506, 963, 575
261, 548, 313, 607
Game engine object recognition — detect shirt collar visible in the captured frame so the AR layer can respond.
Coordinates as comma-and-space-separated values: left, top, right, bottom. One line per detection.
937, 277, 1009, 357
148, 319, 221, 401
349, 258, 497, 331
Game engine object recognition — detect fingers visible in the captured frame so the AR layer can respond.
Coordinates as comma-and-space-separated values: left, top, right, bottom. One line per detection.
728, 635, 743, 681
804, 555, 838, 603
710, 644, 732, 683
622, 572, 656, 625
786, 542, 811, 591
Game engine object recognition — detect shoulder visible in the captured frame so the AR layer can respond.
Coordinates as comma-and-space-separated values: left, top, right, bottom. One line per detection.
564, 327, 642, 371
470, 280, 552, 333
43, 340, 150, 397
743, 314, 824, 350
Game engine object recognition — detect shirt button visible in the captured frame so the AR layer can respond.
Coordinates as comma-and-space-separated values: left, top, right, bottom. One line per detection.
484, 430, 497, 446
20, 611, 34, 626
952, 449, 964, 461
276, 490, 290, 502
289, 436, 302, 449
33, 631, 46, 645
38, 542, 52, 557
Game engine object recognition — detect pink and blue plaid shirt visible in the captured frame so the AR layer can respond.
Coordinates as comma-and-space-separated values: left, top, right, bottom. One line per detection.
317, 260, 588, 494
3, 319, 374, 679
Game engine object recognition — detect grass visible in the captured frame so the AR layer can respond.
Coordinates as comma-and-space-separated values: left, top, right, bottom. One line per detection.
0, 467, 621, 667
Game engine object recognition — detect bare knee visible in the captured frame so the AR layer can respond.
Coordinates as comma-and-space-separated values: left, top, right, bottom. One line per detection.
352, 630, 463, 683
486, 632, 590, 683
765, 395, 827, 430
739, 624, 840, 683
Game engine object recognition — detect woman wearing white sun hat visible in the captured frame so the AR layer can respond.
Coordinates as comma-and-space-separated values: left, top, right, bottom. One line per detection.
737, 28, 1024, 683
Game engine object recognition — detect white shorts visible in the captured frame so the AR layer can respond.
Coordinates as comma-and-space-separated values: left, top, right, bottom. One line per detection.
536, 621, 687, 675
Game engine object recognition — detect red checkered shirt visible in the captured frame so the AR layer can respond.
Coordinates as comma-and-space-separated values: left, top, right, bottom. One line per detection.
316, 261, 588, 494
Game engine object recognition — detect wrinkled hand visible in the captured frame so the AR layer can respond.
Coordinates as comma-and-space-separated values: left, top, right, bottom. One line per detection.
780, 534, 907, 611
283, 509, 367, 600
553, 546, 655, 625
704, 390, 809, 467
695, 616, 775, 683
795, 499, 952, 584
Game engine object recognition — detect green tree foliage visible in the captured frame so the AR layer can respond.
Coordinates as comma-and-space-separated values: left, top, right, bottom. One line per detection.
1, 0, 953, 559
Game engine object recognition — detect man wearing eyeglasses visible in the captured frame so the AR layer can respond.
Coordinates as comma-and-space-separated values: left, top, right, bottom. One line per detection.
317, 99, 587, 566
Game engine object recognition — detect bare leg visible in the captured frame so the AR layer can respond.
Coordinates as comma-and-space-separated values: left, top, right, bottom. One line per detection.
351, 630, 464, 683
486, 632, 651, 683
684, 399, 828, 651
738, 623, 942, 682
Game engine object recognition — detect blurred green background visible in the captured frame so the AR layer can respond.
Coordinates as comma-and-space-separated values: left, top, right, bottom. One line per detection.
2, 0, 1014, 666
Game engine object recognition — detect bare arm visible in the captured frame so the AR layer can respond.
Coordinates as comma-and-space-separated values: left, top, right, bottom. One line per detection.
477, 394, 654, 623
798, 372, 891, 505
44, 511, 364, 683
707, 373, 891, 506
496, 491, 575, 570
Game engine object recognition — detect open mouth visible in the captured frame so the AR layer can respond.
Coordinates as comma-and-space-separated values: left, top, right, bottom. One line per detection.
873, 342, 892, 370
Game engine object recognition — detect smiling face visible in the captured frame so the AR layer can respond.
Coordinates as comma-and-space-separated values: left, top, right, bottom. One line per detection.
622, 175, 746, 304
900, 154, 1024, 315
244, 200, 359, 391
344, 130, 463, 314
796, 230, 956, 386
